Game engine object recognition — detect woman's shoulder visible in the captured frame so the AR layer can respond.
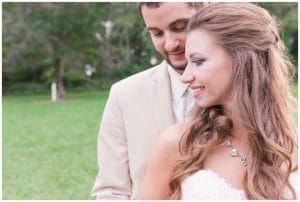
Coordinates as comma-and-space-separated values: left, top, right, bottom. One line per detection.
143, 123, 191, 171
162, 122, 191, 140
164, 122, 191, 134
156, 123, 191, 154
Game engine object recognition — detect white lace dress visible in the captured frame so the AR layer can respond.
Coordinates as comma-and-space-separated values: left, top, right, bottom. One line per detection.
181, 169, 298, 200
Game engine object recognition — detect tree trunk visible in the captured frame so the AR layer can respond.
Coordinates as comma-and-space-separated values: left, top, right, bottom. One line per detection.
53, 40, 65, 100
54, 57, 65, 99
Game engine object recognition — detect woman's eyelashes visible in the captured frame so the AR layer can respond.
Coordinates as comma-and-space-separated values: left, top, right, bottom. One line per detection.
191, 58, 206, 66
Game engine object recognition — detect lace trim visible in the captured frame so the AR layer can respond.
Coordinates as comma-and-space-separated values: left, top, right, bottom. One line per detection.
181, 169, 246, 200
204, 169, 244, 192
181, 169, 298, 200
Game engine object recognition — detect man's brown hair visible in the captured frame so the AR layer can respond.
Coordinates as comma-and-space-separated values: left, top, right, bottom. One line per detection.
137, 2, 203, 16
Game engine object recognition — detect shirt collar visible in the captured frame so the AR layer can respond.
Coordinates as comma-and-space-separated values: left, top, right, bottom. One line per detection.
167, 64, 189, 102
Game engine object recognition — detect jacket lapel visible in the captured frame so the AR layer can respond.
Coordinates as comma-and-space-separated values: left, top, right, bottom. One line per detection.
148, 61, 175, 134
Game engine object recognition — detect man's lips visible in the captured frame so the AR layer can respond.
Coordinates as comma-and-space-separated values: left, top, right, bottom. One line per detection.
168, 50, 184, 56
167, 51, 185, 61
190, 85, 205, 97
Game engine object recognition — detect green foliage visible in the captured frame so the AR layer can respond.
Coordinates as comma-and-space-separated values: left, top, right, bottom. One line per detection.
3, 2, 160, 93
2, 2, 298, 94
63, 70, 90, 88
3, 91, 109, 199
291, 82, 298, 98
3, 82, 49, 95
259, 3, 298, 69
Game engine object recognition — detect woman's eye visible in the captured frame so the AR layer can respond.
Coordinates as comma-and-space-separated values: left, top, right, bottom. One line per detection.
192, 58, 206, 66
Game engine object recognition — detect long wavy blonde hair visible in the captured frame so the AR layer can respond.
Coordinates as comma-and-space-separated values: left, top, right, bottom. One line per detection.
169, 3, 297, 199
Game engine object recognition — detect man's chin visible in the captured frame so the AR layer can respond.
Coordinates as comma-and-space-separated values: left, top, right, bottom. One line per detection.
166, 59, 187, 73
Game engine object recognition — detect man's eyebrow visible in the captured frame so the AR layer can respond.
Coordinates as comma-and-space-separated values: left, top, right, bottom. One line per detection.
147, 18, 189, 31
168, 18, 189, 28
147, 27, 160, 31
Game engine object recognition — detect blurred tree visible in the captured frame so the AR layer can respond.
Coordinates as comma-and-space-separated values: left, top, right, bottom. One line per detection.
2, 2, 298, 95
3, 2, 159, 95
3, 3, 106, 98
91, 3, 159, 81
23, 3, 103, 99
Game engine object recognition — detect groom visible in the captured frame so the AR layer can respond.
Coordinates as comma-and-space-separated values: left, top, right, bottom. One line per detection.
92, 2, 203, 199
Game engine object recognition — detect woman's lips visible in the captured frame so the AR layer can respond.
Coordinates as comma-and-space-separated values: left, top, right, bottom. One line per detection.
190, 86, 205, 98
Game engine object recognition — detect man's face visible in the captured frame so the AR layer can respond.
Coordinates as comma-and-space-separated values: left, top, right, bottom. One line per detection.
141, 3, 197, 74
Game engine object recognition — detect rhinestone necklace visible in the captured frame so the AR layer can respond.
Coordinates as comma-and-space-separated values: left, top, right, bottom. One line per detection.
225, 140, 248, 167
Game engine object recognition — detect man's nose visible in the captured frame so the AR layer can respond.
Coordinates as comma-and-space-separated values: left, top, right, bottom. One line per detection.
181, 65, 195, 84
164, 33, 180, 52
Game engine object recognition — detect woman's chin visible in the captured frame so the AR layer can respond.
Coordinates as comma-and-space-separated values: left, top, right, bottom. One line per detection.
196, 100, 210, 108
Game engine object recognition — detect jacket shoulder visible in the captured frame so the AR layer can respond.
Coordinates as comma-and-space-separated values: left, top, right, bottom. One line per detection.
112, 61, 166, 91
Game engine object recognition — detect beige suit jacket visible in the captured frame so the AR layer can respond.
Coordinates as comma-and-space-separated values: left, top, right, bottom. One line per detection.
91, 61, 175, 199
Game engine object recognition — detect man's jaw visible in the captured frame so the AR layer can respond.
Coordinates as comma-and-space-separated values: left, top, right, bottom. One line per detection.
166, 58, 187, 74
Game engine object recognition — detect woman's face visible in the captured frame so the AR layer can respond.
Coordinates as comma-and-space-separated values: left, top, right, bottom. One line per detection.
182, 29, 233, 109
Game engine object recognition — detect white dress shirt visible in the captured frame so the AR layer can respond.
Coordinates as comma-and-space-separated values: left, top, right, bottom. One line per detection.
167, 65, 195, 123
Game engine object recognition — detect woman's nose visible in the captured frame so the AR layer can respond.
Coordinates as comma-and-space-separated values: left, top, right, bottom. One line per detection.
181, 67, 195, 84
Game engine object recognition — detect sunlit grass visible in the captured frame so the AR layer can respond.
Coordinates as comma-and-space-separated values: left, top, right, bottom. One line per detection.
3, 91, 108, 199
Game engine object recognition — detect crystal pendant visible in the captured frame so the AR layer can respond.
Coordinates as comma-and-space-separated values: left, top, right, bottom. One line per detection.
230, 148, 238, 157
225, 139, 248, 167
240, 155, 247, 166
225, 140, 232, 147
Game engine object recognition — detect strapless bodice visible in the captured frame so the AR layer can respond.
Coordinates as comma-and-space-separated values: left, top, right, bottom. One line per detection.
181, 169, 298, 200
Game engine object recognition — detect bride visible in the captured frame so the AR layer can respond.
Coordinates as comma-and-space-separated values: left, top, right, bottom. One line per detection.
137, 2, 298, 200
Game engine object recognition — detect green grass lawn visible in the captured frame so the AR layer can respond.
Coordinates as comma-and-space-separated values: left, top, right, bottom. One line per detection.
3, 90, 109, 199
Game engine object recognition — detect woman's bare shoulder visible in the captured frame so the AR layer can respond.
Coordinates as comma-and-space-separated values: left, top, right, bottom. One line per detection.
137, 123, 192, 199
156, 123, 191, 153
144, 122, 191, 171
